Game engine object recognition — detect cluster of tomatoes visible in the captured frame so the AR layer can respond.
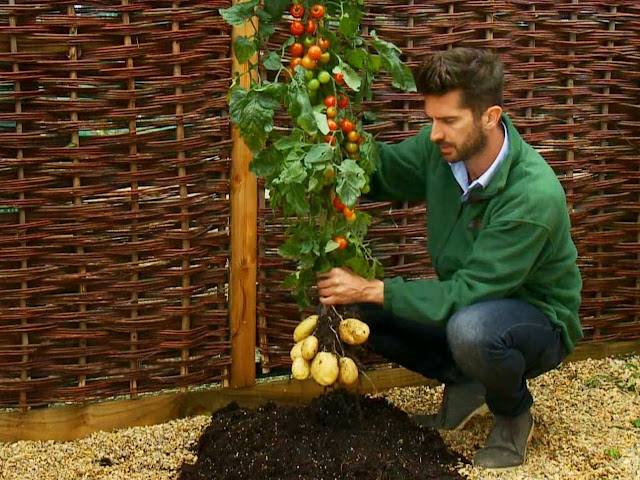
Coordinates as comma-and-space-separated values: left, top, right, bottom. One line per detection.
287, 3, 365, 156
287, 2, 370, 253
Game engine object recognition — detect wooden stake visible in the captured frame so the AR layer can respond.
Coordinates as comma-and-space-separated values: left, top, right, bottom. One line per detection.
229, 1, 258, 388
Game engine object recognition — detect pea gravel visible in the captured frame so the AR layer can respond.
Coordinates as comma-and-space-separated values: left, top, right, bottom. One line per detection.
1, 356, 639, 480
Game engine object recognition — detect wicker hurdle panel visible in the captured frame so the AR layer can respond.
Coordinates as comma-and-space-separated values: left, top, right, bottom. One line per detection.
0, 0, 232, 408
257, 0, 640, 372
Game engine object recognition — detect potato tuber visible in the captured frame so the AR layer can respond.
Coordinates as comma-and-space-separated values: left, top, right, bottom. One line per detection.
293, 314, 319, 342
338, 318, 370, 345
291, 357, 311, 380
338, 356, 359, 385
290, 340, 304, 360
310, 352, 339, 386
301, 335, 319, 361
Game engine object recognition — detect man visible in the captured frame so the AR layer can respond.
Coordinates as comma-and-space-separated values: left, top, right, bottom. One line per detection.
317, 48, 583, 469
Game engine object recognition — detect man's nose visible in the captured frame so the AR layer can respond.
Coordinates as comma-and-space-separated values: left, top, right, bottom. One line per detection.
430, 122, 444, 142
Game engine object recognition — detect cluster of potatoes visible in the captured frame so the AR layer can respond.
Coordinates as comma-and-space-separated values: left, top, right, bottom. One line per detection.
290, 314, 370, 386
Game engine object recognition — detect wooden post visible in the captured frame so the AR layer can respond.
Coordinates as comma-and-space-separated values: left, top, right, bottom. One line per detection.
229, 2, 258, 388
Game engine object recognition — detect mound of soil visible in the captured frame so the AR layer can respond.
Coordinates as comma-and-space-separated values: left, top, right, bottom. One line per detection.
179, 389, 466, 480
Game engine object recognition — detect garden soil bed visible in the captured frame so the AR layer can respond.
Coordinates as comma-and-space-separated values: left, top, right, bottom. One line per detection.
178, 389, 464, 480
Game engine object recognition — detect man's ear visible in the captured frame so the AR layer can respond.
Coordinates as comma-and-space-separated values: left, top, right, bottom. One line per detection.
484, 105, 503, 130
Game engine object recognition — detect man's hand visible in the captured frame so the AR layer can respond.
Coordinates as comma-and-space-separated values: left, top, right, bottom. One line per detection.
317, 268, 384, 306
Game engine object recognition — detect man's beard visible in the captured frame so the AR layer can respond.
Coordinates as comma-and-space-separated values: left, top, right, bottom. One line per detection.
439, 123, 488, 164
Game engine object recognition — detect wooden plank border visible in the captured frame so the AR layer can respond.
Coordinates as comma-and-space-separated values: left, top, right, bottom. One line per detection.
229, 1, 258, 388
0, 340, 638, 442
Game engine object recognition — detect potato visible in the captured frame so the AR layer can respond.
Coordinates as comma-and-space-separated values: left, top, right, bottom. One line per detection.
301, 335, 319, 361
291, 357, 310, 380
310, 352, 339, 386
293, 314, 319, 342
338, 318, 370, 345
338, 356, 359, 385
290, 340, 304, 360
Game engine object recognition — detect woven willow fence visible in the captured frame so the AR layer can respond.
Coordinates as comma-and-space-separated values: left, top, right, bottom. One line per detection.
0, 1, 639, 409
0, 1, 233, 408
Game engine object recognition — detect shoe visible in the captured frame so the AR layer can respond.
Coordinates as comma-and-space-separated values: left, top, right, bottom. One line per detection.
413, 381, 488, 431
473, 409, 534, 469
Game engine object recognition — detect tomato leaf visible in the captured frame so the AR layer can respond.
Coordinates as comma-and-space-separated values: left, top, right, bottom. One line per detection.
284, 69, 318, 135
339, 4, 362, 37
325, 240, 340, 253
304, 143, 333, 166
250, 144, 281, 178
255, 9, 276, 38
275, 161, 309, 214
358, 132, 379, 176
370, 30, 417, 92
264, 51, 283, 70
263, 0, 289, 23
233, 35, 257, 64
336, 160, 366, 208
333, 61, 361, 92
219, 0, 260, 26
313, 109, 330, 135
345, 48, 367, 69
229, 86, 280, 151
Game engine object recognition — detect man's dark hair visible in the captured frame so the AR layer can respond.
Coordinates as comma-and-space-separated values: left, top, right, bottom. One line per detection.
415, 48, 504, 116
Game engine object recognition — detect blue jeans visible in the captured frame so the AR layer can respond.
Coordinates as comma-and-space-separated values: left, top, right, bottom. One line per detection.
357, 299, 567, 416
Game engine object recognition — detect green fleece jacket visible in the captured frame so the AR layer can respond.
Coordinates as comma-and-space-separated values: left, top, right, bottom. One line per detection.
370, 114, 583, 353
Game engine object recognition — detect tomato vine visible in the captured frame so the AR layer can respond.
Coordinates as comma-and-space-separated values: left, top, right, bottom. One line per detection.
221, 0, 416, 308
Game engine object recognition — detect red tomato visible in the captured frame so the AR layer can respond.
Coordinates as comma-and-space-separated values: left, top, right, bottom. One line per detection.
324, 135, 336, 145
290, 57, 303, 69
324, 95, 336, 108
333, 72, 344, 84
307, 45, 323, 61
310, 4, 325, 19
289, 42, 303, 57
340, 119, 354, 133
338, 95, 348, 109
305, 19, 317, 35
334, 236, 348, 250
290, 20, 305, 36
333, 197, 346, 211
327, 119, 339, 131
290, 4, 305, 19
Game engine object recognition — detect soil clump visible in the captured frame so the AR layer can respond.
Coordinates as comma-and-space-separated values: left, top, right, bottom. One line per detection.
179, 389, 465, 480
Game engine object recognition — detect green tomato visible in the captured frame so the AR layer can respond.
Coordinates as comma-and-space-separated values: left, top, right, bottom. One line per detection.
361, 184, 370, 194
305, 69, 315, 81
318, 71, 331, 84
308, 79, 320, 91
302, 35, 316, 49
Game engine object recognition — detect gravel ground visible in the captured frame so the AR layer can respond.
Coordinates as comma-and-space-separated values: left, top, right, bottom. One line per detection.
0, 355, 639, 480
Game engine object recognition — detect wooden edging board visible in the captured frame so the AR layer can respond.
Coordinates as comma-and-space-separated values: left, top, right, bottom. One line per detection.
0, 339, 638, 442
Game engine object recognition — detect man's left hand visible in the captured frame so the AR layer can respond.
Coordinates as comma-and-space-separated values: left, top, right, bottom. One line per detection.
317, 268, 384, 306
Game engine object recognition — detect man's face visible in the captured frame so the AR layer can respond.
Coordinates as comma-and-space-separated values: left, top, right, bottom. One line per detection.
424, 90, 488, 164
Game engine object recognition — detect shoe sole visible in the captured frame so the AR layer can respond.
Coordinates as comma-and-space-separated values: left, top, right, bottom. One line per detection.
476, 417, 536, 471
453, 402, 490, 431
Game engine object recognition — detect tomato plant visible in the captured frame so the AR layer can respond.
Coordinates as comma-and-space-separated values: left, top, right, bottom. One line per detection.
222, 0, 416, 308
